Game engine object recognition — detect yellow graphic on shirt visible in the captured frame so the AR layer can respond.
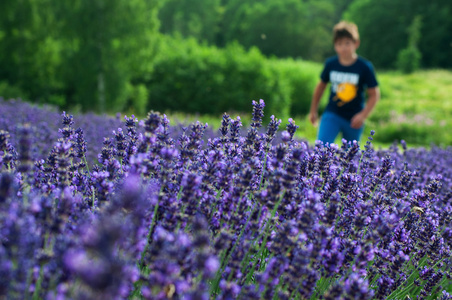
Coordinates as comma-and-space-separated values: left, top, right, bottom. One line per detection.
334, 82, 357, 106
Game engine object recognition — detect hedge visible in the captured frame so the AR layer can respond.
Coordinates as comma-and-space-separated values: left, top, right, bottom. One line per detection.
146, 37, 319, 121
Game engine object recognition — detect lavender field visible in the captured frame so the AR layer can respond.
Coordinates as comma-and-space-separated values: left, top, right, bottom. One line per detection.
1, 98, 452, 299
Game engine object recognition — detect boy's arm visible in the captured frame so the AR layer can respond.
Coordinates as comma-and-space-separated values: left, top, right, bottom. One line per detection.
309, 81, 328, 126
350, 86, 380, 129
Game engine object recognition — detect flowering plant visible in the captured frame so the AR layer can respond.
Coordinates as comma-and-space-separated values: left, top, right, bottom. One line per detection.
1, 98, 451, 299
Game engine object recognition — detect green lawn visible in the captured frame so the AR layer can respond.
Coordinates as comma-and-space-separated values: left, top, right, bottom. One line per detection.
368, 69, 452, 147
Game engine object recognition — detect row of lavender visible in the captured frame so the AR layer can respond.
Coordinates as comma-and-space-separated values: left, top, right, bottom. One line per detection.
1, 98, 452, 299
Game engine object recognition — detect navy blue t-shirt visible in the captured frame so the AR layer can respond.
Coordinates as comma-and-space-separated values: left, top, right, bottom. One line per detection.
320, 56, 378, 121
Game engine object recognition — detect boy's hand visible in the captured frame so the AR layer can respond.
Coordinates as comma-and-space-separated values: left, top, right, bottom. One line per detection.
350, 112, 366, 129
351, 87, 379, 129
309, 111, 319, 126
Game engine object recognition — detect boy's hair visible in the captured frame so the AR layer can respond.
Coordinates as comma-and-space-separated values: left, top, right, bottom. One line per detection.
333, 21, 360, 42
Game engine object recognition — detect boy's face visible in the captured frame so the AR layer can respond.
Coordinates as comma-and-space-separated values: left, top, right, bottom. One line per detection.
334, 37, 360, 59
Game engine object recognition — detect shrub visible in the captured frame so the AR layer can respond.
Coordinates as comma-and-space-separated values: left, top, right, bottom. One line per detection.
124, 83, 149, 116
147, 37, 297, 121
269, 58, 327, 116
0, 81, 29, 101
397, 15, 422, 74
397, 46, 422, 74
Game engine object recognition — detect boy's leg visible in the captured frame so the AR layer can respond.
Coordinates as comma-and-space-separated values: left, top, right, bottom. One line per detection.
317, 111, 341, 145
342, 119, 364, 143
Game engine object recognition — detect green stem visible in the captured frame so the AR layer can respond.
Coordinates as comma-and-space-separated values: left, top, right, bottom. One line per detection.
369, 273, 381, 288
213, 205, 255, 287
259, 150, 270, 190
83, 155, 90, 174
210, 248, 229, 296
273, 282, 287, 300
91, 186, 95, 208
209, 188, 223, 224
334, 205, 344, 228
357, 147, 366, 177
311, 276, 331, 299
245, 190, 285, 284
139, 186, 163, 270
386, 255, 432, 300
239, 225, 262, 275
289, 281, 303, 299
31, 265, 44, 300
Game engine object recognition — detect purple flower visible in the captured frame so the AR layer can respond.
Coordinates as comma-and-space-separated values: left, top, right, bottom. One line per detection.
1, 98, 452, 300
343, 273, 374, 300
251, 99, 265, 129
204, 255, 220, 276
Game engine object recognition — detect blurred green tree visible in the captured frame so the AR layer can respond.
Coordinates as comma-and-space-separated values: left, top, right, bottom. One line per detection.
221, 0, 335, 61
344, 0, 452, 68
0, 0, 65, 105
158, 0, 221, 44
57, 0, 160, 113
332, 0, 355, 22
397, 15, 422, 73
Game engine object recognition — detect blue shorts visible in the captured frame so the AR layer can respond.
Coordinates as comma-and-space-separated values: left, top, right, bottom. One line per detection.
317, 111, 364, 144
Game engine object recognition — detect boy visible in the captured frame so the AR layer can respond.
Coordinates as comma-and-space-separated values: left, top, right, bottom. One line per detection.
309, 21, 380, 145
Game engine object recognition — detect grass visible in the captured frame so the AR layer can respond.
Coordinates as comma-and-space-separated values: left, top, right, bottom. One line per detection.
369, 69, 452, 147
377, 69, 452, 116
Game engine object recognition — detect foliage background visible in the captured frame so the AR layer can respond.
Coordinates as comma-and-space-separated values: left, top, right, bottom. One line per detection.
0, 0, 452, 145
